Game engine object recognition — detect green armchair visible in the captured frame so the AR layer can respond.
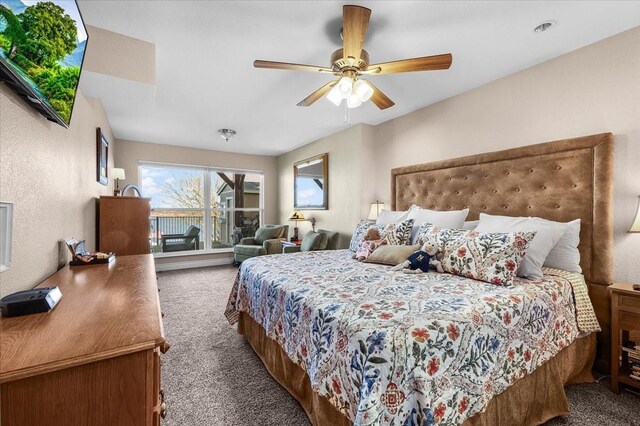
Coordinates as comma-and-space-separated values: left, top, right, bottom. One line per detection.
282, 229, 340, 254
233, 224, 289, 264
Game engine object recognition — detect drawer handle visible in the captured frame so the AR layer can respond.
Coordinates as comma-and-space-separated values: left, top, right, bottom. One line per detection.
160, 402, 167, 419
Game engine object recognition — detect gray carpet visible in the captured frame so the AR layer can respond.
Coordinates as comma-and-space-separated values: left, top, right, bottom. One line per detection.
157, 266, 640, 426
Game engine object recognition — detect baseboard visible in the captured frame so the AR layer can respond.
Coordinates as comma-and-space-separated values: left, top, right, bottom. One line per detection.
155, 257, 234, 272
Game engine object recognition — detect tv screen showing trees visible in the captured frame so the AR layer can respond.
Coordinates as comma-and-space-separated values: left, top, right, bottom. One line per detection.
0, 0, 87, 126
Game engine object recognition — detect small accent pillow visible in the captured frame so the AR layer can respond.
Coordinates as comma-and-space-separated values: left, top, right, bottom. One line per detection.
381, 219, 414, 245
422, 227, 536, 286
300, 231, 327, 252
349, 220, 385, 252
365, 244, 421, 266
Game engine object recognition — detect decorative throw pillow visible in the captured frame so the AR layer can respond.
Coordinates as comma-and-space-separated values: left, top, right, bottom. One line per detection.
406, 207, 469, 244
475, 213, 566, 279
349, 220, 385, 252
423, 229, 536, 286
415, 224, 470, 252
381, 219, 414, 245
365, 244, 421, 266
300, 231, 327, 252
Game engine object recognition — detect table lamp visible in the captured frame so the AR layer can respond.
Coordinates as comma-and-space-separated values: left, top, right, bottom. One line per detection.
111, 168, 126, 196
288, 210, 306, 241
367, 201, 386, 221
629, 196, 640, 233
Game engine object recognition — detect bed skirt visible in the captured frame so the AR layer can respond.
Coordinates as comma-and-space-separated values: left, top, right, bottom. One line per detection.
238, 312, 596, 426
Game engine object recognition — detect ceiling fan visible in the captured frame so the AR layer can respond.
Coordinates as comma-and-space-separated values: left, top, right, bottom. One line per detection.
254, 5, 452, 110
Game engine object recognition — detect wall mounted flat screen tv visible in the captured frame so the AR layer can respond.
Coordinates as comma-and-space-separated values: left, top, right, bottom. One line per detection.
0, 0, 88, 128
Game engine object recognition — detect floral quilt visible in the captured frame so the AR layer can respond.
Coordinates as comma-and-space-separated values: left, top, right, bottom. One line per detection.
227, 250, 588, 425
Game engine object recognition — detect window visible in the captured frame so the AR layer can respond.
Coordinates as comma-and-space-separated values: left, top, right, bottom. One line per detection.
139, 162, 263, 255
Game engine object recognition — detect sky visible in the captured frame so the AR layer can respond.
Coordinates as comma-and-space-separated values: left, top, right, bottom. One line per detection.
22, 0, 88, 41
140, 164, 261, 209
296, 178, 324, 207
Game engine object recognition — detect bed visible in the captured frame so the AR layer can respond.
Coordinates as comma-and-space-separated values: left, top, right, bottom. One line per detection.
226, 133, 614, 425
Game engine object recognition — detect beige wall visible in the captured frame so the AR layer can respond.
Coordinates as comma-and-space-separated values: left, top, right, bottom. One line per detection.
277, 124, 376, 248
369, 27, 639, 283
0, 87, 115, 297
114, 139, 278, 263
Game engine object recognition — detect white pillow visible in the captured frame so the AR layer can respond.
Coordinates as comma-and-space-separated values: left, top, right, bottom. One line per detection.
407, 207, 469, 244
376, 209, 410, 226
475, 213, 566, 280
543, 219, 581, 273
462, 220, 479, 230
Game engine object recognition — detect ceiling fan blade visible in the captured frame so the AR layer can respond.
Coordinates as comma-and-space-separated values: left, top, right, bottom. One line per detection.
366, 81, 395, 110
254, 60, 333, 73
297, 79, 339, 107
368, 53, 452, 75
342, 5, 371, 64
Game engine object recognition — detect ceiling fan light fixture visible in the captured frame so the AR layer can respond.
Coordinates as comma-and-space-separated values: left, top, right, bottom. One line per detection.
337, 76, 353, 95
326, 85, 343, 106
354, 80, 374, 102
347, 92, 362, 109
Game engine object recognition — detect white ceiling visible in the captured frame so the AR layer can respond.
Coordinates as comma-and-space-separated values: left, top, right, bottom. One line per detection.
77, 1, 640, 156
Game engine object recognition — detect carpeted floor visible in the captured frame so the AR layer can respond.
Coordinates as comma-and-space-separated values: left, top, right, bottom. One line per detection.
157, 265, 640, 426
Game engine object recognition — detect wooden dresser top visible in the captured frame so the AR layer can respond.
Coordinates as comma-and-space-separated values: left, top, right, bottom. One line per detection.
0, 255, 165, 383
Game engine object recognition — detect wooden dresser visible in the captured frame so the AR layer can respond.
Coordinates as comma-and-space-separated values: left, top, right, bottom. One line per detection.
0, 255, 169, 426
98, 196, 151, 255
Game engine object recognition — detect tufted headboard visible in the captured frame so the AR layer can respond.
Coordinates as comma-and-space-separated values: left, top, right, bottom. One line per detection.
391, 133, 614, 369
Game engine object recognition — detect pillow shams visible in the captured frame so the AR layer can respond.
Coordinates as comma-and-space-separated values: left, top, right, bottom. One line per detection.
475, 213, 565, 279
543, 219, 581, 273
376, 209, 410, 226
422, 226, 535, 286
407, 207, 469, 244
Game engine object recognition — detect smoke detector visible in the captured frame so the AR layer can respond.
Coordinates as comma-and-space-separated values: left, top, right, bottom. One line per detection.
217, 129, 237, 142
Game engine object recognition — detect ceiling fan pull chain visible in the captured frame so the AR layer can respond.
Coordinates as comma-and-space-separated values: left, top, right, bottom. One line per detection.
344, 101, 351, 125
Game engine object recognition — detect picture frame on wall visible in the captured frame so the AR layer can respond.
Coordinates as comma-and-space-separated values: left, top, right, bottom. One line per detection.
96, 127, 109, 186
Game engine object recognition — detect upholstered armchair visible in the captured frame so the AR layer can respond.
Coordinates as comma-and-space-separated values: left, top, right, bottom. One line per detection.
233, 224, 289, 264
282, 229, 340, 254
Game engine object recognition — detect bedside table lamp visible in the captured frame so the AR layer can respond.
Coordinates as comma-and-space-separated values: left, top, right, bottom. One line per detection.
288, 210, 306, 241
367, 201, 386, 221
111, 168, 126, 196
629, 196, 640, 233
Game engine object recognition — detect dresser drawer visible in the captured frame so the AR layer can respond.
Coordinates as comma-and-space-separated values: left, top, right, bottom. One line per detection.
619, 295, 640, 315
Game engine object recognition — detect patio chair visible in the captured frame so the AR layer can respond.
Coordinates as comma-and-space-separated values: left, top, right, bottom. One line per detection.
161, 225, 201, 252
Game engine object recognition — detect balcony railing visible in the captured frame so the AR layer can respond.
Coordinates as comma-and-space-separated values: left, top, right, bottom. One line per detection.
149, 210, 260, 253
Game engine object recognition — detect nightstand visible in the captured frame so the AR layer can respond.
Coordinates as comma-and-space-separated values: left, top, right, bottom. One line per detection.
610, 283, 640, 393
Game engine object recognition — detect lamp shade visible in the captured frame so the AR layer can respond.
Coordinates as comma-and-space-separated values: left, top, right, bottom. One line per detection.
367, 201, 386, 221
111, 168, 126, 180
288, 210, 306, 221
629, 196, 640, 233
